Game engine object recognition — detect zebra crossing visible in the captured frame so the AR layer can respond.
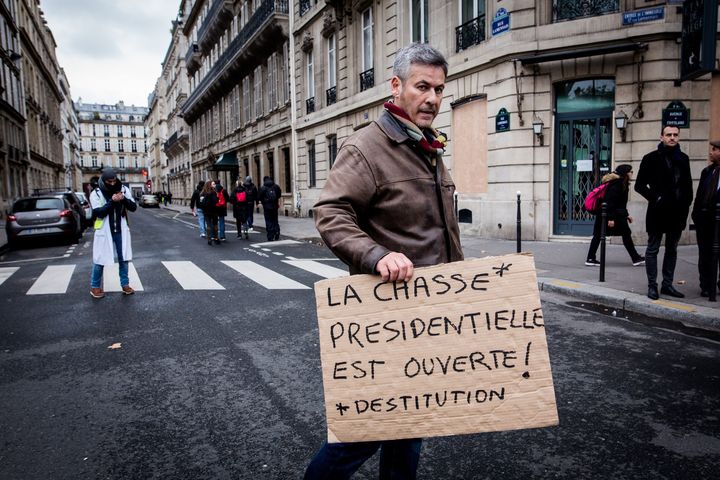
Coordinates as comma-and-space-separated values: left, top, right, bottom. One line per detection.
0, 258, 348, 296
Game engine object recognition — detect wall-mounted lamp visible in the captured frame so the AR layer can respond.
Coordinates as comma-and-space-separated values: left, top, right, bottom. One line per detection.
615, 110, 628, 142
532, 117, 544, 146
9, 50, 22, 62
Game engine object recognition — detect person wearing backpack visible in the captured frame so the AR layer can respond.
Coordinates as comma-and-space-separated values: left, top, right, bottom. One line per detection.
231, 179, 249, 239
585, 164, 644, 267
215, 180, 229, 241
199, 180, 219, 245
258, 175, 282, 241
243, 176, 259, 232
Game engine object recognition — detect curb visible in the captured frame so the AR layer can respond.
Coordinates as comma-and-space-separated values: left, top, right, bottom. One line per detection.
539, 277, 720, 333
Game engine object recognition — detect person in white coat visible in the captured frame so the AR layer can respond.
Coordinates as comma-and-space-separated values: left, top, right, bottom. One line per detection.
90, 168, 137, 298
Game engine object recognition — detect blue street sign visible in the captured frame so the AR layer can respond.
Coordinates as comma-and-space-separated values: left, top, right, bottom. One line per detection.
622, 7, 664, 25
492, 8, 510, 36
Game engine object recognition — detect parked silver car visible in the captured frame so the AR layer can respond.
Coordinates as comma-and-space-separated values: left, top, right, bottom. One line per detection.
75, 191, 93, 226
139, 194, 159, 208
5, 196, 82, 248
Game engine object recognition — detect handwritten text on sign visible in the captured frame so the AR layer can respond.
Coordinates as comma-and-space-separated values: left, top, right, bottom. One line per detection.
314, 254, 559, 443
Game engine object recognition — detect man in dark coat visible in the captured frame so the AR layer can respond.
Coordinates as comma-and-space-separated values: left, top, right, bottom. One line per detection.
258, 176, 282, 241
635, 125, 694, 300
691, 139, 720, 298
189, 180, 206, 237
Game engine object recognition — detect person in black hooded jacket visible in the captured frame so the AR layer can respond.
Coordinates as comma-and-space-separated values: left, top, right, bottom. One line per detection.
585, 164, 644, 267
189, 180, 206, 237
635, 125, 693, 300
258, 176, 282, 241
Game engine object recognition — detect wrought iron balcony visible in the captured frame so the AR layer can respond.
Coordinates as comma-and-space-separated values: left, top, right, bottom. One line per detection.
306, 97, 315, 114
359, 68, 374, 92
185, 42, 202, 75
197, 0, 235, 51
455, 14, 485, 53
553, 0, 618, 22
326, 86, 336, 106
299, 0, 312, 16
182, 0, 290, 121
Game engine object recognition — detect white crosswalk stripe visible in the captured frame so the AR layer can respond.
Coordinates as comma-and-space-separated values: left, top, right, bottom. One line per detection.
222, 260, 309, 289
162, 261, 224, 290
27, 265, 76, 295
282, 260, 347, 279
0, 267, 19, 286
103, 262, 145, 292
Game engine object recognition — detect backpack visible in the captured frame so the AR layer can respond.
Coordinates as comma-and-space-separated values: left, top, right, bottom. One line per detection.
216, 189, 227, 208
265, 186, 277, 204
236, 190, 247, 203
583, 182, 611, 215
198, 194, 209, 209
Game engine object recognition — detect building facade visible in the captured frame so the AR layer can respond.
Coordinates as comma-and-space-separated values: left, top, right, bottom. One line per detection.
0, 0, 27, 211
75, 100, 149, 198
291, 0, 719, 244
58, 68, 80, 192
17, 0, 64, 194
180, 0, 293, 208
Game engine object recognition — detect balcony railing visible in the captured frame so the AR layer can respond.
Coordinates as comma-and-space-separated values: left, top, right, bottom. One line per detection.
183, 0, 289, 118
359, 68, 374, 92
455, 14, 485, 53
306, 97, 315, 114
326, 86, 336, 106
553, 0, 618, 22
299, 0, 312, 16
185, 42, 201, 74
197, 0, 235, 50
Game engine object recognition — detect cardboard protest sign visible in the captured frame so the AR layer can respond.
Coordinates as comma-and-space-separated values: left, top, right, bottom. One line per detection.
314, 253, 558, 443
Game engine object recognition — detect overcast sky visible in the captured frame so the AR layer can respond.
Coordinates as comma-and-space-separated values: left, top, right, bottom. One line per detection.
41, 0, 180, 107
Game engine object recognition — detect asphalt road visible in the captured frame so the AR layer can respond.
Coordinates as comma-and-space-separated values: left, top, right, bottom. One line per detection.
0, 207, 718, 479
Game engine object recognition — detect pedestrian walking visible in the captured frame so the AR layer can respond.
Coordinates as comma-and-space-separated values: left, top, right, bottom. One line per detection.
199, 180, 219, 245
190, 180, 207, 238
215, 180, 229, 241
243, 175, 259, 232
89, 168, 137, 298
258, 176, 282, 241
306, 42, 463, 480
231, 179, 249, 239
635, 125, 694, 300
585, 164, 645, 267
691, 139, 720, 298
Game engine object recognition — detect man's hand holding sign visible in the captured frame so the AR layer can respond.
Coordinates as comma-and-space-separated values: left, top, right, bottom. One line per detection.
314, 254, 558, 443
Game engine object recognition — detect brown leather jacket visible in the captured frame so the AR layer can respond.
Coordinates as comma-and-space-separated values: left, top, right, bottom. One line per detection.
314, 110, 463, 275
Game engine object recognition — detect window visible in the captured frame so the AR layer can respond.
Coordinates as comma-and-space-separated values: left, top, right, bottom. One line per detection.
411, 0, 428, 43
282, 147, 291, 192
92, 124, 96, 136
104, 124, 110, 137
92, 155, 98, 167
131, 139, 137, 152
118, 139, 124, 152
308, 140, 316, 188
328, 135, 337, 169
268, 54, 277, 111
118, 156, 125, 168
131, 126, 136, 137
327, 35, 336, 89
117, 125, 123, 137
104, 138, 110, 152
306, 51, 314, 100
281, 42, 290, 104
242, 75, 251, 123
91, 138, 96, 151
457, 0, 486, 52
361, 8, 373, 72
254, 66, 263, 119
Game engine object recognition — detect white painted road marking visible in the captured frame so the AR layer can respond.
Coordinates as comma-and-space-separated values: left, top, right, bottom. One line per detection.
222, 260, 309, 289
162, 261, 224, 290
104, 262, 145, 292
282, 260, 348, 279
0, 267, 20, 286
27, 265, 76, 295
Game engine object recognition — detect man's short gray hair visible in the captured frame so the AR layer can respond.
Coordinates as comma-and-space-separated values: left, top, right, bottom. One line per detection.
393, 43, 448, 81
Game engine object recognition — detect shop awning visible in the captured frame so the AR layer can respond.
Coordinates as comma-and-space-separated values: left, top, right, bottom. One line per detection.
517, 42, 647, 65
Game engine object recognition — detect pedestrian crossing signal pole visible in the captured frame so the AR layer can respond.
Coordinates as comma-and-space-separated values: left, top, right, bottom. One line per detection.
710, 199, 720, 302
599, 202, 607, 282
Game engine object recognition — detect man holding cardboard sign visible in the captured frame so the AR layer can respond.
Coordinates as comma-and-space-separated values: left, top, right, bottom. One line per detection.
306, 42, 464, 480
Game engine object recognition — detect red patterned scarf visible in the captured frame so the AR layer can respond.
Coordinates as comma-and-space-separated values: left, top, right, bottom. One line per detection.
384, 102, 447, 164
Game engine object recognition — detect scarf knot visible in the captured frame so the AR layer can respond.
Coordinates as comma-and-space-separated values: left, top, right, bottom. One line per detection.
384, 102, 446, 163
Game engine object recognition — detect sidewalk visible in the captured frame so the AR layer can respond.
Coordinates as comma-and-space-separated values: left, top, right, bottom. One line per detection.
3, 203, 718, 330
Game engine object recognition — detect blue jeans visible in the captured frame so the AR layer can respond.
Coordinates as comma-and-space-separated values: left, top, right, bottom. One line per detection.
645, 230, 682, 289
91, 231, 129, 288
218, 216, 226, 238
304, 439, 422, 480
197, 209, 206, 236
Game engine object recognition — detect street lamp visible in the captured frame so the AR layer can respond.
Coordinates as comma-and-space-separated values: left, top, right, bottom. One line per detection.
615, 110, 628, 142
532, 117, 544, 146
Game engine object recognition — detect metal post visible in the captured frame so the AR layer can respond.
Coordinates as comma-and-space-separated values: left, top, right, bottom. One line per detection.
599, 202, 607, 282
516, 191, 521, 253
710, 199, 720, 302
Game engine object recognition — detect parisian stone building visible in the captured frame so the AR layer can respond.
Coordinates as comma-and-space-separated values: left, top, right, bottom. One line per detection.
293, 0, 719, 244
147, 87, 168, 196
75, 100, 149, 198
0, 0, 26, 209
180, 0, 293, 210
58, 68, 80, 192
144, 0, 719, 242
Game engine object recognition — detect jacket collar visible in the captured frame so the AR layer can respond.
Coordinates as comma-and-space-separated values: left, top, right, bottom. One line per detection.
376, 110, 413, 144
